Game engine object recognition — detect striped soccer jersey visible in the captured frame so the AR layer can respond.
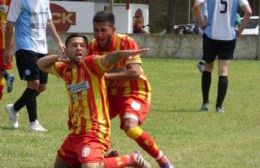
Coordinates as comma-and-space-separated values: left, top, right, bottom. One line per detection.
52, 56, 111, 151
88, 33, 151, 102
0, 0, 10, 49
197, 0, 250, 40
7, 0, 52, 54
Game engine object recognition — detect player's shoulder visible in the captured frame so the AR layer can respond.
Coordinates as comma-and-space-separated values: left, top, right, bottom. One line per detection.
116, 33, 137, 46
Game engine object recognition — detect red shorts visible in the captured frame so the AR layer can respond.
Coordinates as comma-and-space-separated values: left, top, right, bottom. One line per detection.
108, 95, 150, 128
0, 48, 12, 70
57, 134, 105, 167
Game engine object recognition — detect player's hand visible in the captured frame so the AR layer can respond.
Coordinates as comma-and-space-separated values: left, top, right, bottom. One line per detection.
235, 28, 242, 37
57, 53, 70, 62
57, 41, 66, 55
3, 49, 12, 65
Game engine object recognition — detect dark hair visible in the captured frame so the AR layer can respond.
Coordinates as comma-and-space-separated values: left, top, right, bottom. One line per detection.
65, 33, 88, 47
93, 11, 115, 25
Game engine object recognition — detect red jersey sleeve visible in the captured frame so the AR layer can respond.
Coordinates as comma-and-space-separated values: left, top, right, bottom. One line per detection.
83, 55, 109, 76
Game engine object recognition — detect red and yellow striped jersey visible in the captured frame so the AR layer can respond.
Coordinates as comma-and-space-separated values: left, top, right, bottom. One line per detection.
0, 0, 10, 49
88, 33, 151, 102
51, 56, 111, 150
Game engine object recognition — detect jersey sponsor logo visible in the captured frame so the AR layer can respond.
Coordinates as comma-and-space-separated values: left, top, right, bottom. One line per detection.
82, 147, 90, 157
131, 101, 141, 111
67, 81, 89, 94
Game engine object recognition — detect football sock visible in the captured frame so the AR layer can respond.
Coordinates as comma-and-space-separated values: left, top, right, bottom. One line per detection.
0, 76, 4, 100
14, 88, 37, 116
104, 155, 131, 167
202, 71, 211, 104
216, 76, 228, 108
26, 93, 37, 122
126, 127, 161, 158
3, 70, 9, 79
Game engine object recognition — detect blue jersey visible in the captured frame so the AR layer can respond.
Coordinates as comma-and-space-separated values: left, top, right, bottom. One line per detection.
196, 0, 249, 40
7, 0, 52, 54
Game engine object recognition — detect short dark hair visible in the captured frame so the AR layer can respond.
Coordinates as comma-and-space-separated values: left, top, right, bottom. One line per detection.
65, 33, 88, 47
93, 11, 115, 25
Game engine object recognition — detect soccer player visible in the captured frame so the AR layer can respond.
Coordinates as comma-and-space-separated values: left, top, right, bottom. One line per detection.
4, 0, 66, 131
88, 11, 174, 168
37, 33, 150, 168
0, 0, 15, 100
193, 0, 252, 113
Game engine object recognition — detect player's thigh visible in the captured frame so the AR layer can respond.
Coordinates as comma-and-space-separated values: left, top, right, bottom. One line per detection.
120, 97, 150, 127
217, 39, 236, 61
202, 34, 218, 64
15, 49, 39, 81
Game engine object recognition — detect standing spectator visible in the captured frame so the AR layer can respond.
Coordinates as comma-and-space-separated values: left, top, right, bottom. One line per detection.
0, 0, 15, 100
193, 0, 252, 113
88, 11, 174, 168
4, 0, 65, 131
37, 33, 150, 168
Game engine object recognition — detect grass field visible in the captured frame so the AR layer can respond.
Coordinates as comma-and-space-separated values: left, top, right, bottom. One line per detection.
0, 59, 259, 168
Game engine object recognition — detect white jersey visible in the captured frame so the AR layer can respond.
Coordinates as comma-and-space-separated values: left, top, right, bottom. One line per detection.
196, 0, 249, 40
7, 0, 52, 54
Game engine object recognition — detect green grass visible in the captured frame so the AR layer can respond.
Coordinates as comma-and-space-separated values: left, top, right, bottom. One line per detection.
0, 59, 259, 168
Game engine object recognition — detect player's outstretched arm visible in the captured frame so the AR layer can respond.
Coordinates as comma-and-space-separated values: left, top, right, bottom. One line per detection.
37, 55, 60, 73
100, 48, 149, 68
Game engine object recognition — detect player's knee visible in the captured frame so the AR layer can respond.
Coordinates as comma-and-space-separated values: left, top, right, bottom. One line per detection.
125, 126, 143, 140
122, 117, 138, 132
38, 85, 46, 93
27, 80, 40, 90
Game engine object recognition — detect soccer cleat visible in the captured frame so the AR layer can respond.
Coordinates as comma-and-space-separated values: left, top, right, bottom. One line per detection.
158, 154, 174, 168
29, 120, 47, 132
130, 151, 151, 168
200, 103, 209, 112
196, 60, 205, 73
216, 107, 224, 113
6, 74, 14, 93
160, 162, 175, 168
6, 104, 19, 129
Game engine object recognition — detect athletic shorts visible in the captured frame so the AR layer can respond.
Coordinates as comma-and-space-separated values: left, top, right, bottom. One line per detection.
57, 134, 105, 167
15, 49, 48, 84
108, 95, 150, 128
0, 48, 12, 70
203, 34, 236, 63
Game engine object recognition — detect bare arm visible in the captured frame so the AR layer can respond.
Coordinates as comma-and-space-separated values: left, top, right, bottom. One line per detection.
3, 21, 15, 65
47, 20, 66, 53
193, 1, 206, 30
236, 5, 252, 36
37, 55, 60, 73
98, 49, 148, 79
104, 63, 141, 80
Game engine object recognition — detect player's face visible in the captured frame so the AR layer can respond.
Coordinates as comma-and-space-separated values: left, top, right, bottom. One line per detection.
66, 37, 87, 63
93, 22, 115, 50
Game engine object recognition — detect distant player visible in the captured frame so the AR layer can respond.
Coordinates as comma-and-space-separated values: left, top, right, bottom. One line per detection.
4, 0, 65, 131
193, 0, 252, 113
0, 0, 14, 100
37, 33, 151, 168
88, 11, 174, 168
